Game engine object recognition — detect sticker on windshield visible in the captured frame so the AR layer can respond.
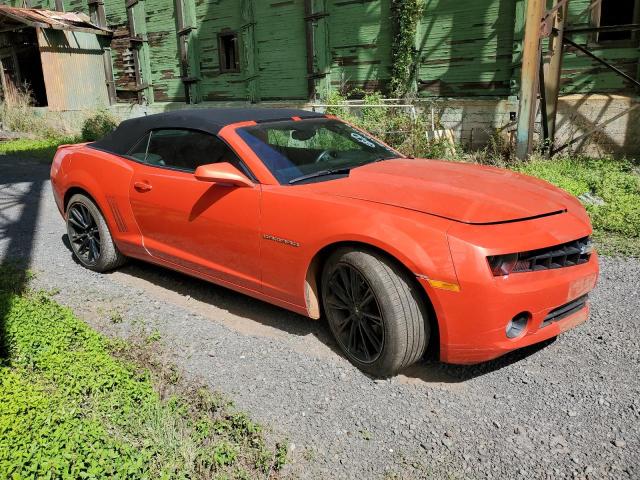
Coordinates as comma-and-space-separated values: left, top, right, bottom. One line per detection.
350, 132, 377, 149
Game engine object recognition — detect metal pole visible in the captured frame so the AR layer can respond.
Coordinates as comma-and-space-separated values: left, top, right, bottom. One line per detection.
539, 53, 549, 146
516, 0, 545, 160
545, 0, 569, 148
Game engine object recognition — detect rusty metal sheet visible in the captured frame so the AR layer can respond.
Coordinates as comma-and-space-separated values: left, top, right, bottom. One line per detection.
0, 5, 110, 35
37, 28, 109, 111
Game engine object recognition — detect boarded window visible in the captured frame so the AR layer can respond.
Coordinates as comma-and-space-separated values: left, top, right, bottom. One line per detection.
218, 31, 240, 73
596, 0, 639, 42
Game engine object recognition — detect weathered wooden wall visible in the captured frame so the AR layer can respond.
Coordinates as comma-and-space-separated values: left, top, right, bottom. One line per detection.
195, 0, 245, 102
328, 0, 393, 93
2, 0, 638, 103
416, 0, 517, 97
560, 0, 640, 94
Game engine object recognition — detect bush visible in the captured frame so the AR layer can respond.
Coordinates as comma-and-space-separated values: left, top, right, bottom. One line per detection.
0, 85, 57, 138
326, 91, 453, 159
81, 110, 118, 141
517, 156, 640, 254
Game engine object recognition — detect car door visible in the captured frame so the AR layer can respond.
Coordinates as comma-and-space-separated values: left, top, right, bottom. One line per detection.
127, 128, 262, 292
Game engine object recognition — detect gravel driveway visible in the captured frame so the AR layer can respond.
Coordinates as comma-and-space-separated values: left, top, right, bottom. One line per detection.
1, 155, 638, 479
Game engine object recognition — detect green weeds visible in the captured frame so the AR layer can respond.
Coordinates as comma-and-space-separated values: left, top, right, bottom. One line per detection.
517, 156, 640, 256
81, 110, 119, 141
0, 263, 287, 479
0, 137, 79, 160
0, 86, 58, 138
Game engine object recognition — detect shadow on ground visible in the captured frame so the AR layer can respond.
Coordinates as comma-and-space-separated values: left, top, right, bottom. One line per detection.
0, 155, 49, 359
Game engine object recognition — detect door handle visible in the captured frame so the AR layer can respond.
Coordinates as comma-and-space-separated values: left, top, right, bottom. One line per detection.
134, 181, 152, 192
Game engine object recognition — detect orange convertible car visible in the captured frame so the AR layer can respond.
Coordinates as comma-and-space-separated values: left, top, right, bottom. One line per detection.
51, 108, 599, 376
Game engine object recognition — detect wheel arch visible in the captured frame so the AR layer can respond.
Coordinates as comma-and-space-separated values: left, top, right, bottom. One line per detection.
304, 240, 440, 356
63, 186, 120, 243
64, 186, 101, 213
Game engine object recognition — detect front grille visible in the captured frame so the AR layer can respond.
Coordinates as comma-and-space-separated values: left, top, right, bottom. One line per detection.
541, 294, 588, 328
513, 236, 592, 273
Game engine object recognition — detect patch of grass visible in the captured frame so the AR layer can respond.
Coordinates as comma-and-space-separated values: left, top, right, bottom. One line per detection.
0, 137, 80, 160
109, 309, 124, 324
0, 263, 287, 479
591, 231, 640, 257
517, 156, 640, 256
146, 329, 162, 343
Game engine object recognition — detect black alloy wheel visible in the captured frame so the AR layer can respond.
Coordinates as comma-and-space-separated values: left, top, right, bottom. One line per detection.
68, 202, 102, 265
325, 263, 385, 364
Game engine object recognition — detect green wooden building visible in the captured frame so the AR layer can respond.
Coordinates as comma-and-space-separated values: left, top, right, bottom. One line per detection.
2, 0, 637, 104
0, 0, 638, 153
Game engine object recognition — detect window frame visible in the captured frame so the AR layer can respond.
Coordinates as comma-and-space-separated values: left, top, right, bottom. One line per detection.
589, 0, 640, 45
217, 30, 241, 74
124, 127, 257, 181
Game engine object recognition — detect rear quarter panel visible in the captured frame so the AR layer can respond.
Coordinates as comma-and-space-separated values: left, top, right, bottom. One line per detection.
51, 145, 144, 257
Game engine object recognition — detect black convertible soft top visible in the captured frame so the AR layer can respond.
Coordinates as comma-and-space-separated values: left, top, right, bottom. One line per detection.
90, 108, 325, 155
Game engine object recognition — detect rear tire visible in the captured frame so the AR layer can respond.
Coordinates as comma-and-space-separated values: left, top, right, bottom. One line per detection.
66, 193, 126, 272
321, 248, 429, 377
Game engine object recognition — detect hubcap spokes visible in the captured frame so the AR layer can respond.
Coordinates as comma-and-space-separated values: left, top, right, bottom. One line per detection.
327, 264, 384, 364
68, 204, 101, 264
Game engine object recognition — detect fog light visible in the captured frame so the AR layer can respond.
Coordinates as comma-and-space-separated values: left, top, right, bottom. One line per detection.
506, 312, 530, 339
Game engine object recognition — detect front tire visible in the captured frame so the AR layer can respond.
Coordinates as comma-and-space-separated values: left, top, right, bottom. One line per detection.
66, 193, 126, 272
321, 248, 429, 377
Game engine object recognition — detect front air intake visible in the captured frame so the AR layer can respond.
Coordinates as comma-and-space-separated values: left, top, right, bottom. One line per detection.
514, 237, 592, 272
541, 295, 588, 328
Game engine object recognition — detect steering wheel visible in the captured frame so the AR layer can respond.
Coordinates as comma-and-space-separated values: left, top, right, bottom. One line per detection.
315, 149, 335, 163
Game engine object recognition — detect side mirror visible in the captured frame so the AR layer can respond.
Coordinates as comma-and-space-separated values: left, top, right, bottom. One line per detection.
194, 162, 254, 187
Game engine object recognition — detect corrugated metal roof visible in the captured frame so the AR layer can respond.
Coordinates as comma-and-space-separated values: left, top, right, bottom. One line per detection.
0, 5, 111, 35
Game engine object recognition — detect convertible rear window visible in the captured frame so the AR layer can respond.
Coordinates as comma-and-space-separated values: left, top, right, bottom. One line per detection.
127, 128, 250, 176
237, 118, 400, 184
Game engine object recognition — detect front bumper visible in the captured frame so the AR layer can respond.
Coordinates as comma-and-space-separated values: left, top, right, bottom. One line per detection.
420, 251, 599, 364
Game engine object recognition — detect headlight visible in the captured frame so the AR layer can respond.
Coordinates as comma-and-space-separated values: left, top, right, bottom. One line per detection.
487, 253, 519, 276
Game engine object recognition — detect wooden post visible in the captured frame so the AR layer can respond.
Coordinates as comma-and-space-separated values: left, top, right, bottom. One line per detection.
89, 0, 116, 105
516, 0, 545, 160
241, 0, 259, 103
313, 0, 330, 99
304, 0, 330, 101
544, 0, 569, 148
510, 0, 526, 96
126, 0, 153, 105
304, 0, 315, 100
175, 0, 200, 103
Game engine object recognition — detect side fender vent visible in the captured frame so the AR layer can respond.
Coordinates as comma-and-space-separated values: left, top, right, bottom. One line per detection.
106, 196, 128, 233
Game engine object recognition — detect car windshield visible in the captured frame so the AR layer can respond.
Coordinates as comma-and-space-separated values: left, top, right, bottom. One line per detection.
236, 118, 401, 184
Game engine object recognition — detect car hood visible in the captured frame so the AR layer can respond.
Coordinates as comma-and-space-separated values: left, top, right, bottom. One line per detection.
312, 159, 569, 224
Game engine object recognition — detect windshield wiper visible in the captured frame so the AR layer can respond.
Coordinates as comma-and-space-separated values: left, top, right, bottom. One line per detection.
370, 155, 407, 163
288, 167, 352, 184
